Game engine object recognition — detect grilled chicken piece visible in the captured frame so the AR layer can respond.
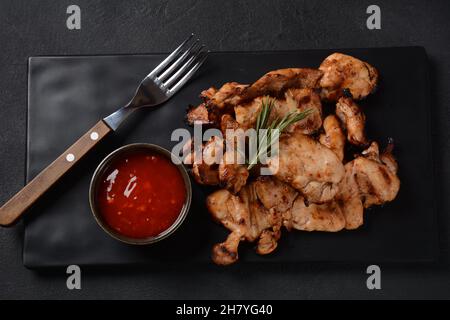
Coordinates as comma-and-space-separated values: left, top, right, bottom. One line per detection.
319, 53, 378, 101
278, 161, 365, 232
235, 89, 322, 135
218, 117, 249, 194
191, 137, 223, 185
202, 136, 223, 165
181, 137, 195, 165
242, 68, 323, 101
268, 131, 345, 203
254, 176, 298, 213
186, 82, 249, 126
208, 142, 399, 263
274, 89, 323, 135
200, 87, 218, 101
336, 162, 364, 230
207, 189, 245, 265
221, 69, 322, 108
205, 82, 249, 125
234, 96, 266, 129
188, 115, 248, 193
353, 142, 400, 208
207, 184, 283, 265
379, 141, 398, 174
185, 87, 220, 125
185, 103, 211, 126
189, 69, 323, 127
212, 232, 242, 266
257, 229, 281, 255
335, 97, 368, 146
207, 82, 249, 110
335, 141, 400, 229
319, 115, 345, 161
239, 185, 283, 256
218, 159, 249, 194
192, 163, 220, 185
220, 114, 245, 134
288, 196, 346, 232
338, 197, 364, 230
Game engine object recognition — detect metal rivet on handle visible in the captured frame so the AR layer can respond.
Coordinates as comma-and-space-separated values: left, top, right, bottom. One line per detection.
90, 132, 99, 141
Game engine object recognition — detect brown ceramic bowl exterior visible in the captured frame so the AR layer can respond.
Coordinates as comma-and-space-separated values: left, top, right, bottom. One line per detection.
89, 143, 192, 245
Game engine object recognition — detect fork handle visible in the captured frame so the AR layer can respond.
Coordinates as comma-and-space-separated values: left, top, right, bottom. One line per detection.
0, 120, 112, 227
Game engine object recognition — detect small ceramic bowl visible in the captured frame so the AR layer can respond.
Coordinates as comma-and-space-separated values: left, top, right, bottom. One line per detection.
89, 143, 191, 245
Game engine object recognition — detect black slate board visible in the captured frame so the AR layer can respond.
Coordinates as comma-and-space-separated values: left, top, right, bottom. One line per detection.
24, 48, 438, 268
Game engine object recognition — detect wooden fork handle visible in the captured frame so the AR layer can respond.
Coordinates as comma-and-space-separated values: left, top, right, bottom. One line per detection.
0, 120, 112, 227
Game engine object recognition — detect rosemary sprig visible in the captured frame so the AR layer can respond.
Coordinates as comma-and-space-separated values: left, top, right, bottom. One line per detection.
255, 97, 273, 132
247, 98, 313, 170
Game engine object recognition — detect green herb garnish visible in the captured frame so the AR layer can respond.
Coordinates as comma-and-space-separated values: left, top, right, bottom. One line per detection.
247, 98, 312, 170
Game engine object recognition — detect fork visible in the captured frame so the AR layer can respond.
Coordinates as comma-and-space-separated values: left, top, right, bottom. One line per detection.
0, 34, 208, 226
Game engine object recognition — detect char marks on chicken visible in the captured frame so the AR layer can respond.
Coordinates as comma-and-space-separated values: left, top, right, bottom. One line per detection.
319, 53, 378, 101
268, 131, 345, 204
319, 114, 346, 161
336, 97, 368, 146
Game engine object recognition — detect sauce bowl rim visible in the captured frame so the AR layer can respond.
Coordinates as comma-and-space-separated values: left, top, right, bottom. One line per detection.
89, 143, 192, 245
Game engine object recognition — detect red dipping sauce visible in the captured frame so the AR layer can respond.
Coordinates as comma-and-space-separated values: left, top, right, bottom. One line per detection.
95, 150, 186, 239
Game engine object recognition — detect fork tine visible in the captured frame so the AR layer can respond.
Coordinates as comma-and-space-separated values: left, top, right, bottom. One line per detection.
158, 39, 200, 82
147, 33, 194, 78
168, 51, 209, 94
164, 46, 205, 88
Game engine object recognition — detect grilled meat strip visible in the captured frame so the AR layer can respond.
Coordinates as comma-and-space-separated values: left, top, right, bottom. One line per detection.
335, 97, 368, 146
319, 53, 378, 101
187, 68, 323, 127
267, 131, 345, 203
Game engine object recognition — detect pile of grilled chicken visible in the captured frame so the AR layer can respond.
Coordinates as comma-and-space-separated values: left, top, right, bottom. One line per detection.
184, 53, 400, 265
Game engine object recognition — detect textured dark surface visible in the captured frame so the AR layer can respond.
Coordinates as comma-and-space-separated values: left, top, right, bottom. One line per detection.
0, 0, 449, 299
25, 48, 437, 267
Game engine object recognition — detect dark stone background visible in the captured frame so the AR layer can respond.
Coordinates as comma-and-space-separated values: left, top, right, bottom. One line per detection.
0, 0, 449, 299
